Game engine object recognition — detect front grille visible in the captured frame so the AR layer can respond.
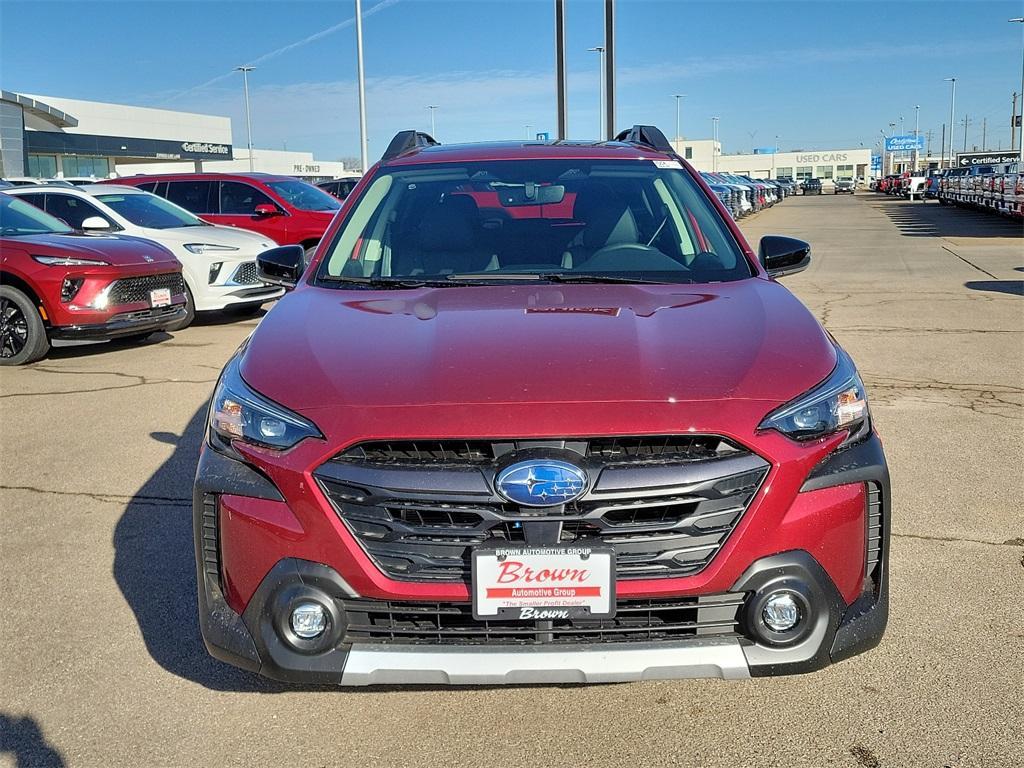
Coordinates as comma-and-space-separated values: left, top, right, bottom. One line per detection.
316, 436, 769, 583
865, 482, 883, 588
341, 593, 745, 645
107, 272, 185, 306
337, 435, 741, 467
229, 261, 260, 285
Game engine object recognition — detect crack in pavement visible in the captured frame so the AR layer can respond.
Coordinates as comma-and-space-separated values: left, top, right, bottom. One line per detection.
0, 484, 191, 508
832, 325, 1020, 335
892, 532, 1023, 547
1, 366, 216, 399
863, 373, 1023, 419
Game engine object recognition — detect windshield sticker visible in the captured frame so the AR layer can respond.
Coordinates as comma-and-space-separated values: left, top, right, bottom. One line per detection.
653, 159, 683, 169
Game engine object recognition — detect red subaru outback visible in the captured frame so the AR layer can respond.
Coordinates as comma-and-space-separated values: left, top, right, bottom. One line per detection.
1, 193, 186, 365
195, 126, 889, 685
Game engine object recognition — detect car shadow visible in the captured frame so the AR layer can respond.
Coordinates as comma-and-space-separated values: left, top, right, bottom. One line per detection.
0, 713, 66, 768
964, 280, 1024, 297
866, 196, 1024, 239
111, 404, 286, 693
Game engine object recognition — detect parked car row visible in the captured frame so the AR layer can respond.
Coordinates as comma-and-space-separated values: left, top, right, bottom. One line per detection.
699, 172, 795, 219
873, 165, 1023, 216
1, 172, 348, 365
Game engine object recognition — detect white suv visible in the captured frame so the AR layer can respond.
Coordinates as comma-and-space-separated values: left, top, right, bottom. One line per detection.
7, 184, 284, 328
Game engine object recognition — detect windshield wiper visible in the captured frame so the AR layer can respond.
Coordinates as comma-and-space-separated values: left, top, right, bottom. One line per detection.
537, 273, 673, 285
320, 275, 453, 288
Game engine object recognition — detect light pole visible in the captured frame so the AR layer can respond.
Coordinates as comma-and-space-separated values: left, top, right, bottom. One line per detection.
913, 104, 920, 170
772, 134, 779, 178
354, 0, 369, 173
1012, 18, 1024, 161
711, 116, 720, 171
234, 66, 255, 172
427, 105, 438, 136
879, 130, 887, 178
673, 94, 686, 145
888, 122, 896, 173
525, 124, 533, 140
588, 46, 605, 140
944, 77, 956, 168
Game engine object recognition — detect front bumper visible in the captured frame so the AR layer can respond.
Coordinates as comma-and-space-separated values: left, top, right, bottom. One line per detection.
193, 434, 890, 685
50, 304, 187, 340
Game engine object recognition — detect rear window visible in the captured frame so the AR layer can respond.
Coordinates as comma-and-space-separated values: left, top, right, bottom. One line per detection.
263, 179, 340, 212
317, 159, 752, 285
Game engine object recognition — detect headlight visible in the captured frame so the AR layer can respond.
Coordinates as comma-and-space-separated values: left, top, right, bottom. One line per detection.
759, 347, 869, 443
184, 243, 240, 254
209, 356, 321, 451
32, 255, 109, 266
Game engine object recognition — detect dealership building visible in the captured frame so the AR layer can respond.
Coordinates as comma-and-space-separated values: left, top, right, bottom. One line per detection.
671, 139, 871, 181
0, 90, 349, 181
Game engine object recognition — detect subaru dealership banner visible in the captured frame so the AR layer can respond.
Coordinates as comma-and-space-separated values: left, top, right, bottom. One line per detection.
884, 135, 925, 152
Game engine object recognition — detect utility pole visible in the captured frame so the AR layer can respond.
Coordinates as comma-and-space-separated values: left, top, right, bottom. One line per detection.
944, 77, 956, 168
674, 94, 686, 145
925, 129, 934, 159
711, 116, 720, 171
940, 124, 946, 168
603, 0, 616, 142
1012, 17, 1024, 162
354, 0, 369, 173
960, 116, 971, 152
588, 46, 605, 140
981, 117, 987, 150
234, 66, 255, 172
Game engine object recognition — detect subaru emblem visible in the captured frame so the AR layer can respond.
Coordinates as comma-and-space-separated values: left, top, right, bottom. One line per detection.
495, 460, 587, 507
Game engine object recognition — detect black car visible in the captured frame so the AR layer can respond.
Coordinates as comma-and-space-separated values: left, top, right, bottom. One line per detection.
801, 178, 823, 195
316, 177, 360, 200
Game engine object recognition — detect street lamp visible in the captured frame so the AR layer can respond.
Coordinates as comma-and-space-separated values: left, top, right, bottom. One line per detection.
944, 77, 956, 169
525, 124, 533, 140
772, 134, 779, 178
1011, 18, 1024, 161
588, 46, 606, 140
427, 105, 438, 136
673, 94, 686, 145
711, 116, 720, 171
913, 104, 920, 170
234, 66, 255, 172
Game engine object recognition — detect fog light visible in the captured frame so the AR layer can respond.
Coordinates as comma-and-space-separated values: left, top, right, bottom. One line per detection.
762, 592, 801, 632
290, 602, 327, 638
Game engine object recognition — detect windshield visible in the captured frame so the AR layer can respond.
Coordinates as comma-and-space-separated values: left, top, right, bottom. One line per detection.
0, 194, 73, 236
264, 180, 340, 212
94, 191, 205, 229
317, 159, 751, 285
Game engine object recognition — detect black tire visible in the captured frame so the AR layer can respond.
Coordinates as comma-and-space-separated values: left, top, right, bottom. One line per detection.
165, 283, 195, 332
0, 285, 49, 365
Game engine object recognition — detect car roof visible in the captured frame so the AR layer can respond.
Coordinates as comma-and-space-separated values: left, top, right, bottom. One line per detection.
112, 172, 295, 182
380, 140, 671, 167
6, 183, 144, 196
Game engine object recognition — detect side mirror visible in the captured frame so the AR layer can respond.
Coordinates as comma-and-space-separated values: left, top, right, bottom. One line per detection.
758, 235, 811, 279
254, 203, 280, 217
81, 216, 111, 231
256, 244, 305, 289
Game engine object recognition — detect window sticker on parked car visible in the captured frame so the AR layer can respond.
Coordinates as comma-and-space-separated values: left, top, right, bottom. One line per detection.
653, 159, 683, 169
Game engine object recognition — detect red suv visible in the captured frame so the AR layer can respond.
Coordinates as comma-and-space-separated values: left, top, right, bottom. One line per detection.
195, 126, 889, 685
1, 193, 186, 365
106, 173, 341, 256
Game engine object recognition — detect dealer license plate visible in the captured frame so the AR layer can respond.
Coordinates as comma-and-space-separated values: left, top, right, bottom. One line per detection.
149, 288, 171, 308
472, 544, 615, 620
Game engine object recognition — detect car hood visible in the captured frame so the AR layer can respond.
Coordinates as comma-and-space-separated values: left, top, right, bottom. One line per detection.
241, 279, 836, 413
2, 232, 177, 267
134, 224, 277, 252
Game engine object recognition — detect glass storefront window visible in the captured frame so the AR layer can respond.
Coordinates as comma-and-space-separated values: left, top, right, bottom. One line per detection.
775, 166, 793, 178
796, 166, 812, 180
62, 156, 110, 178
816, 165, 834, 179
836, 164, 854, 179
27, 154, 58, 178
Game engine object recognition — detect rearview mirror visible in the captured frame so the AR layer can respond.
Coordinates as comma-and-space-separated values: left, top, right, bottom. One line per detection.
81, 216, 110, 231
758, 235, 811, 279
254, 203, 280, 217
256, 244, 305, 289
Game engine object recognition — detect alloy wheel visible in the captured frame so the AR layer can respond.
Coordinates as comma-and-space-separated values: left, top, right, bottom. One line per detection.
0, 296, 29, 359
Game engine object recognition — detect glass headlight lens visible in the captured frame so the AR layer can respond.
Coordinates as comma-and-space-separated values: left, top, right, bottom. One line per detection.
209, 356, 321, 450
184, 243, 240, 254
759, 347, 869, 442
32, 255, 109, 266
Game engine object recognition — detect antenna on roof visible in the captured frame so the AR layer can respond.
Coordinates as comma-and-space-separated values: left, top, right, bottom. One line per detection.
381, 130, 440, 162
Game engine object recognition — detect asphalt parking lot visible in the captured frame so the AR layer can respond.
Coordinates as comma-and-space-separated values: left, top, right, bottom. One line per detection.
1, 193, 1021, 768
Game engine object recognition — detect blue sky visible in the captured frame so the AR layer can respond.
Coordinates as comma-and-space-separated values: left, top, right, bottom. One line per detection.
1, 0, 1021, 161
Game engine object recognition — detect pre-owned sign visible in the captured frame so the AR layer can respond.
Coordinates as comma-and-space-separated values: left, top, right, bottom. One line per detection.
956, 151, 1018, 167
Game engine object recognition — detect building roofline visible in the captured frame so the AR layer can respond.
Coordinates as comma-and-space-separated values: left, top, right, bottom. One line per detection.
1, 90, 78, 129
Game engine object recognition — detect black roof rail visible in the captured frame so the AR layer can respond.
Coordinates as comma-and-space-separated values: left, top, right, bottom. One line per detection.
381, 130, 439, 162
613, 125, 674, 153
